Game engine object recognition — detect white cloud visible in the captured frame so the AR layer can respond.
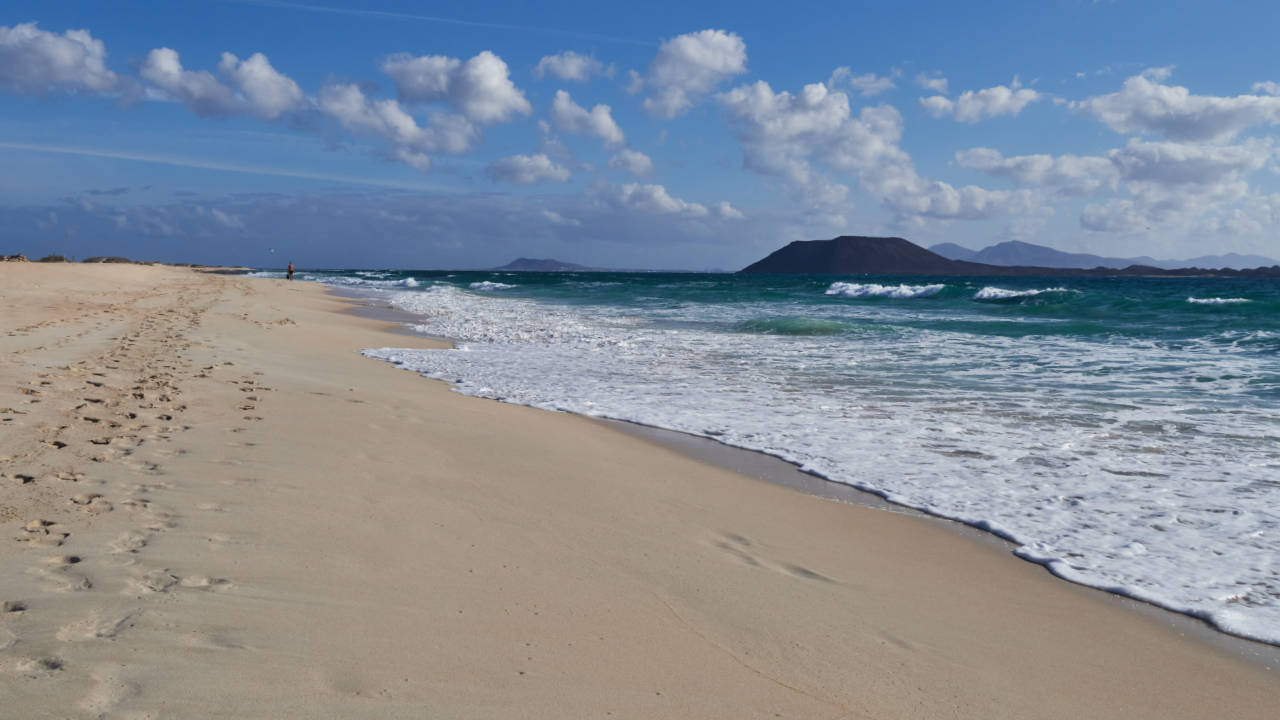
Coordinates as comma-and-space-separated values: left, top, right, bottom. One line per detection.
318, 83, 427, 147
391, 147, 432, 172
713, 200, 745, 219
549, 90, 624, 145
0, 22, 119, 95
217, 52, 303, 120
487, 153, 571, 184
1252, 81, 1280, 97
830, 66, 897, 96
613, 183, 709, 216
915, 72, 948, 94
955, 147, 1117, 193
719, 77, 1032, 223
625, 69, 644, 95
643, 29, 747, 118
608, 149, 654, 176
382, 50, 531, 124
541, 209, 581, 226
140, 48, 238, 117
848, 71, 896, 96
316, 83, 478, 171
1108, 139, 1271, 185
959, 139, 1271, 191
1080, 199, 1144, 232
533, 51, 610, 82
1072, 69, 1280, 141
922, 79, 1042, 122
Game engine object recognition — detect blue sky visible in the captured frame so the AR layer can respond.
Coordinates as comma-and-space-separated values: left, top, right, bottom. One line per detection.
2, 0, 1279, 268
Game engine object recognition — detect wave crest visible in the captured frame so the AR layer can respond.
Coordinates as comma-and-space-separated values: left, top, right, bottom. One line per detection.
469, 281, 516, 291
973, 286, 1069, 301
1188, 297, 1251, 305
825, 282, 944, 299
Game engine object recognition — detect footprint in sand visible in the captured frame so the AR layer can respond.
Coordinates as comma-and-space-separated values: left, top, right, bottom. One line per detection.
708, 531, 839, 585
109, 531, 148, 555
80, 664, 140, 716
29, 555, 92, 592
17, 520, 69, 547
129, 569, 179, 594
57, 609, 141, 642
11, 656, 64, 678
70, 493, 113, 513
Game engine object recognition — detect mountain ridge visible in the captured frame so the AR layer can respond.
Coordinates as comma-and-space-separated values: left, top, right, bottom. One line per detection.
929, 240, 1276, 270
741, 236, 1280, 277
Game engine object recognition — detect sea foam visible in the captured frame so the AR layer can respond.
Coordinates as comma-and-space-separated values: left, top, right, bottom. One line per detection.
1187, 297, 1251, 305
340, 274, 1280, 647
973, 286, 1069, 301
826, 282, 944, 298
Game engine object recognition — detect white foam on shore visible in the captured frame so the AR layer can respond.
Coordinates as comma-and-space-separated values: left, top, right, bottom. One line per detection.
1188, 297, 1251, 305
357, 283, 1280, 646
826, 282, 944, 298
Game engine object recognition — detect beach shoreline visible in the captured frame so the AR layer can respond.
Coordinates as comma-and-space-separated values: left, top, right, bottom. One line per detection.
1, 264, 1277, 719
339, 282, 1280, 668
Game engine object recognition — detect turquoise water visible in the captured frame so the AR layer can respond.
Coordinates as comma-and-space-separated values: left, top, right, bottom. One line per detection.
262, 268, 1280, 645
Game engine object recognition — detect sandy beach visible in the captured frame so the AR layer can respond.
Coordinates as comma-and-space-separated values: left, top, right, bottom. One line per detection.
1, 263, 1276, 719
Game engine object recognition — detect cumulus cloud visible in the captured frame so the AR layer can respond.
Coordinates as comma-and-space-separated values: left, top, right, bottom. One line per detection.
719, 78, 1032, 222
612, 183, 709, 216
713, 200, 745, 219
848, 71, 896, 96
921, 79, 1042, 122
1252, 81, 1280, 96
140, 48, 238, 117
643, 29, 747, 118
533, 51, 610, 82
1072, 69, 1280, 142
961, 139, 1271, 192
1080, 199, 1145, 232
608, 149, 653, 176
0, 22, 119, 95
382, 50, 531, 124
217, 52, 303, 119
829, 66, 897, 96
317, 83, 478, 171
391, 147, 433, 172
1109, 139, 1271, 185
549, 90, 624, 145
955, 147, 1117, 193
915, 72, 948, 94
487, 153, 571, 184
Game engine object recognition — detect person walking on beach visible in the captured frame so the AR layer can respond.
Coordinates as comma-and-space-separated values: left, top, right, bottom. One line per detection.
287, 262, 295, 280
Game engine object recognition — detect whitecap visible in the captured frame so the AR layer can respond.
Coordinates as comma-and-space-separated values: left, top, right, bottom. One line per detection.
469, 281, 516, 291
825, 282, 944, 299
1187, 297, 1251, 305
973, 286, 1069, 301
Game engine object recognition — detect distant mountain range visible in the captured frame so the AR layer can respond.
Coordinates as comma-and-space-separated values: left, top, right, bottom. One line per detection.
740, 236, 1280, 277
928, 240, 1277, 270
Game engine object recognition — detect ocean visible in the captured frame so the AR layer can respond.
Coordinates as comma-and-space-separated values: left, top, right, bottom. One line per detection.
256, 268, 1280, 646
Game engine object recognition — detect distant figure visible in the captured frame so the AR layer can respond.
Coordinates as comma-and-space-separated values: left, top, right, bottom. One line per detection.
287, 262, 295, 281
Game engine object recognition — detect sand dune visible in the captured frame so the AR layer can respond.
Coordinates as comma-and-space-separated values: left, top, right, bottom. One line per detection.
0, 264, 1276, 718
